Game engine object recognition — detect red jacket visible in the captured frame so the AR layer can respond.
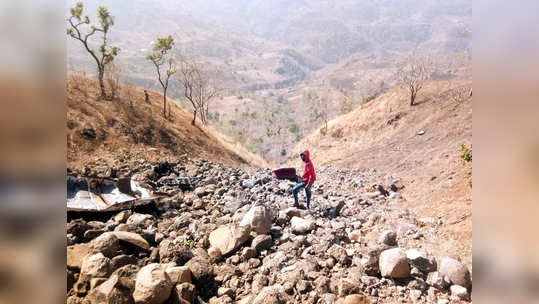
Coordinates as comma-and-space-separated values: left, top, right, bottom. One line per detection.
301, 150, 316, 183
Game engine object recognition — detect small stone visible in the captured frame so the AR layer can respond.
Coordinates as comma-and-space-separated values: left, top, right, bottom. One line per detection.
410, 289, 422, 301
111, 231, 150, 250
218, 287, 234, 297
208, 246, 222, 262
406, 249, 436, 273
343, 294, 368, 304
426, 271, 450, 290
450, 284, 470, 301
241, 247, 257, 260
378, 230, 397, 246
348, 230, 361, 242
328, 244, 350, 265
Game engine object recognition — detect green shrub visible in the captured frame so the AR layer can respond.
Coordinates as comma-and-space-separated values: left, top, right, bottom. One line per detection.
460, 143, 472, 163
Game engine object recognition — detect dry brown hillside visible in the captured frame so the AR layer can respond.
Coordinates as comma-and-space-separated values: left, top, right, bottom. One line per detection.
292, 78, 472, 267
67, 76, 268, 170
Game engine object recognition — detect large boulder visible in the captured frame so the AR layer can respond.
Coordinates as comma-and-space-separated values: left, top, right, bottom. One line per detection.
67, 243, 92, 270
165, 266, 192, 285
239, 204, 272, 235
132, 263, 173, 304
90, 232, 120, 258
209, 225, 250, 256
81, 253, 112, 279
290, 217, 315, 234
438, 257, 471, 289
252, 234, 272, 253
111, 231, 150, 250
379, 248, 410, 278
87, 275, 134, 304
185, 256, 213, 285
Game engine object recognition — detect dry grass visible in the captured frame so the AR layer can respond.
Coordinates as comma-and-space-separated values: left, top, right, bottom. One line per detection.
67, 75, 264, 169
292, 77, 473, 269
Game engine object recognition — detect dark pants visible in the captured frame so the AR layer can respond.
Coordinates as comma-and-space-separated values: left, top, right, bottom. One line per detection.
293, 182, 312, 207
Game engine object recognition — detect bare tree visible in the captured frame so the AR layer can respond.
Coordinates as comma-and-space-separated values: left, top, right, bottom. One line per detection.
178, 56, 219, 125
67, 2, 120, 100
147, 35, 176, 118
396, 52, 435, 106
308, 91, 328, 134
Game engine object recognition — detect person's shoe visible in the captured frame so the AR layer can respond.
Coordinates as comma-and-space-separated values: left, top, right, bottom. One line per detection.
293, 201, 300, 208
298, 204, 307, 210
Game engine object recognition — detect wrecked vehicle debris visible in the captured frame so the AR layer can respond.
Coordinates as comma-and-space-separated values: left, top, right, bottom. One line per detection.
67, 176, 157, 212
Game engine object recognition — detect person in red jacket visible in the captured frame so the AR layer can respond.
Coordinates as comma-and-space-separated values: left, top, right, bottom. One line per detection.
293, 150, 316, 209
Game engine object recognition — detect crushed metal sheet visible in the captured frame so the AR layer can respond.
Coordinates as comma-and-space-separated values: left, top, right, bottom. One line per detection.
67, 176, 156, 212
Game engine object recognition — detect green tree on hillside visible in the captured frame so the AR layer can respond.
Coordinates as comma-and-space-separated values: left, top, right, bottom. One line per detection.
147, 35, 176, 118
67, 2, 120, 100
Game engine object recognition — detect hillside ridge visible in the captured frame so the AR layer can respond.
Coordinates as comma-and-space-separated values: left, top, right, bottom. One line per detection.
67, 76, 269, 170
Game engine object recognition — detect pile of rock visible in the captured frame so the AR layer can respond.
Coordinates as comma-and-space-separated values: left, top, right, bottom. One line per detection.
67, 160, 472, 303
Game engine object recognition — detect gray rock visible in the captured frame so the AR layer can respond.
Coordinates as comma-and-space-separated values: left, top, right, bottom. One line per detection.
290, 217, 315, 234
450, 284, 470, 301
81, 252, 111, 279
239, 204, 272, 235
252, 234, 272, 252
209, 225, 250, 256
378, 230, 397, 246
328, 244, 350, 265
379, 248, 410, 278
90, 232, 120, 258
438, 257, 471, 289
426, 271, 450, 290
406, 249, 437, 273
132, 263, 172, 304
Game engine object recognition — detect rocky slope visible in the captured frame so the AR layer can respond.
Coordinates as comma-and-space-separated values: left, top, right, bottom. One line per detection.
67, 159, 472, 303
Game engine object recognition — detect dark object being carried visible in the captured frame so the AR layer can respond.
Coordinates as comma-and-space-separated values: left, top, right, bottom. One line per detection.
271, 167, 298, 181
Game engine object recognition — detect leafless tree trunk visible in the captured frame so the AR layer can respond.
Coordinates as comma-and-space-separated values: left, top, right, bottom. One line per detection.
178, 55, 219, 126
396, 52, 435, 106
